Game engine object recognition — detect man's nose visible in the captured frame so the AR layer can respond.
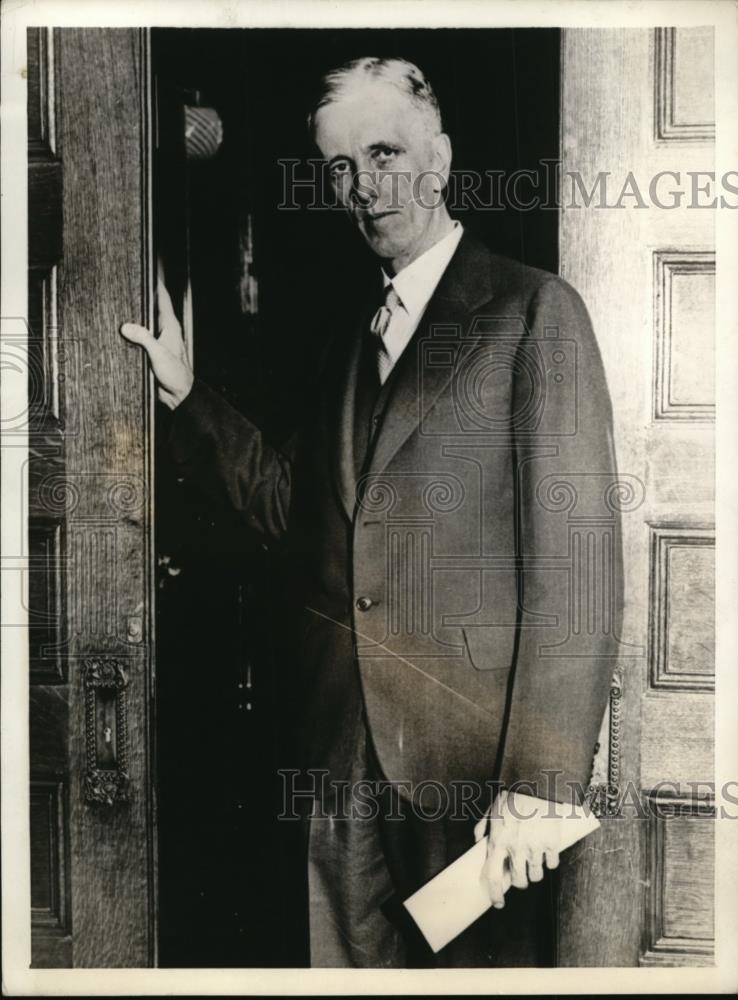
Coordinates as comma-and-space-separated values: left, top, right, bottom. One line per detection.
349, 168, 379, 210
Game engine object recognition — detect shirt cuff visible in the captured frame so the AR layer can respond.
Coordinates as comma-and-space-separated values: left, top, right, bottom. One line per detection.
507, 791, 592, 820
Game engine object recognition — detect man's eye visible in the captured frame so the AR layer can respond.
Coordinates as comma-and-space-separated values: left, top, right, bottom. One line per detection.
330, 161, 351, 180
372, 146, 398, 166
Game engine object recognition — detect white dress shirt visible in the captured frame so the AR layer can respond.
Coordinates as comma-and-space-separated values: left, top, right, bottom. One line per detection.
377, 221, 464, 382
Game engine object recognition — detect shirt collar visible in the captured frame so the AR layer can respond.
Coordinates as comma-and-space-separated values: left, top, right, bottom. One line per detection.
381, 221, 464, 321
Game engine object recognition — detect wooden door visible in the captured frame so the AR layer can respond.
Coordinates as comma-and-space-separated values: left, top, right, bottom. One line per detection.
27, 28, 157, 967
556, 28, 715, 966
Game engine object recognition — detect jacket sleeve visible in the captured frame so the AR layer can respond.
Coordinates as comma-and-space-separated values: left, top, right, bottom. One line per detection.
167, 378, 293, 545
497, 276, 624, 805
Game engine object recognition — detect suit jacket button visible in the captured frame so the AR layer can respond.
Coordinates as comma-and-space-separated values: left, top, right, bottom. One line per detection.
356, 596, 373, 612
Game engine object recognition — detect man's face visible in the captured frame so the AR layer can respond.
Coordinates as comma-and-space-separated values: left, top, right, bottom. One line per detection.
313, 82, 450, 268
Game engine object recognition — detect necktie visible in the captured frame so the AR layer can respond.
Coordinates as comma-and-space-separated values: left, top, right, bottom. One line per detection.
369, 284, 400, 384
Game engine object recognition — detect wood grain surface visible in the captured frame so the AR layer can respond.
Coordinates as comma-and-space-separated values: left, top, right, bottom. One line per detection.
557, 27, 714, 968
29, 27, 157, 968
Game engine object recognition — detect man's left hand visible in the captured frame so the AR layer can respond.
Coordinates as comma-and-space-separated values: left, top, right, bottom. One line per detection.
473, 789, 561, 908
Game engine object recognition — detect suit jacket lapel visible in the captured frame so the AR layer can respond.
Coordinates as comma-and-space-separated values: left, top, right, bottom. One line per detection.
333, 326, 362, 520
330, 232, 499, 514
366, 232, 497, 479
330, 289, 380, 521
366, 291, 467, 479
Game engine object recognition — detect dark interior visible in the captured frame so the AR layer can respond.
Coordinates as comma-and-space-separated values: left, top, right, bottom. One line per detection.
152, 26, 560, 967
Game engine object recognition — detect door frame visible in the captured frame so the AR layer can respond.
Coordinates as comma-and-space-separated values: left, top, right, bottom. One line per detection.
15, 25, 159, 969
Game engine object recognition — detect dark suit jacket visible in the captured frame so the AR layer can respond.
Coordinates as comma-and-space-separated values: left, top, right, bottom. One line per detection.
169, 233, 623, 805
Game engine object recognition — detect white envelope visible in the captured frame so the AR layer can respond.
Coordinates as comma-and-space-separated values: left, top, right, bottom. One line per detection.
403, 810, 600, 953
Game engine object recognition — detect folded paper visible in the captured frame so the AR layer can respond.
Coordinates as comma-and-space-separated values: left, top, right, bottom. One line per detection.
403, 809, 600, 953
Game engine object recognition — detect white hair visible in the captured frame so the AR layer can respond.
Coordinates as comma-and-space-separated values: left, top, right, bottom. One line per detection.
308, 56, 443, 136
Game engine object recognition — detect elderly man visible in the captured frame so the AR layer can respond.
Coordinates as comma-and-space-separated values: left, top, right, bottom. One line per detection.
122, 56, 621, 968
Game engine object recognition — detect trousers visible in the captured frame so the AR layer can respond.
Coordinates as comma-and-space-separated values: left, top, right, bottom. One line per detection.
304, 714, 556, 968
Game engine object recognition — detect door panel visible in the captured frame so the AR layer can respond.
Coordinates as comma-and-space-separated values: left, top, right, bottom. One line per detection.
557, 28, 714, 967
27, 27, 156, 967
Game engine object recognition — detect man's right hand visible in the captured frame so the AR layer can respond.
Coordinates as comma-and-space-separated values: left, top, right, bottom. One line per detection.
120, 278, 194, 410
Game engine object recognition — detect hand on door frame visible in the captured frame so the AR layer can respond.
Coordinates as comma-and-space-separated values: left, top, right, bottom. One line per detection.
120, 272, 194, 410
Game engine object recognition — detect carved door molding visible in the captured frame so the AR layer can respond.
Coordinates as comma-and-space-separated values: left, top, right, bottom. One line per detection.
27, 28, 157, 968
557, 27, 715, 967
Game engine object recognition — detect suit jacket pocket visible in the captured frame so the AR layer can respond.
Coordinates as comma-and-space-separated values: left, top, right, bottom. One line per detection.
462, 626, 513, 672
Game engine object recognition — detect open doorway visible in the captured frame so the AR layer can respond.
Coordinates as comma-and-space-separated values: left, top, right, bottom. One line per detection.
151, 26, 561, 968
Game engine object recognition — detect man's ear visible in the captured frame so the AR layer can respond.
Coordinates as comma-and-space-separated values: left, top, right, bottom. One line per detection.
432, 132, 453, 189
